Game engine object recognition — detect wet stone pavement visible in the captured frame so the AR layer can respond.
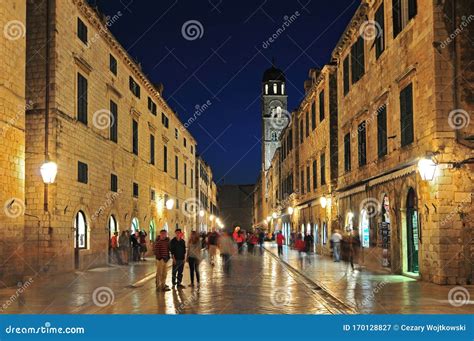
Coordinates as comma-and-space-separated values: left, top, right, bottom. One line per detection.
267, 244, 474, 314
0, 249, 343, 315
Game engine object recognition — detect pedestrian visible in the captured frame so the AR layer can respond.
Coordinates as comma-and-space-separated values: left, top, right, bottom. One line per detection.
248, 232, 258, 254
207, 229, 219, 266
218, 231, 234, 274
276, 231, 285, 256
258, 229, 265, 254
139, 230, 148, 261
236, 230, 245, 254
170, 229, 186, 289
304, 233, 313, 264
130, 231, 140, 262
330, 229, 343, 262
110, 232, 122, 264
348, 230, 360, 270
119, 231, 130, 265
295, 233, 306, 268
187, 231, 202, 287
153, 229, 171, 292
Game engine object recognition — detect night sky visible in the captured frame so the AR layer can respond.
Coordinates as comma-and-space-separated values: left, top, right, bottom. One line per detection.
93, 0, 360, 184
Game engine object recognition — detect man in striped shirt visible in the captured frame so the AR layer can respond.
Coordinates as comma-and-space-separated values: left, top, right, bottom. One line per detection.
154, 230, 171, 291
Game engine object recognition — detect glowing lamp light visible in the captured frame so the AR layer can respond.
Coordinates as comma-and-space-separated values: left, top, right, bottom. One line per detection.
165, 198, 175, 210
287, 207, 294, 215
266, 216, 271, 221
348, 212, 354, 220
320, 197, 327, 208
40, 161, 58, 184
210, 214, 215, 221
272, 212, 278, 219
418, 158, 437, 181
199, 210, 205, 217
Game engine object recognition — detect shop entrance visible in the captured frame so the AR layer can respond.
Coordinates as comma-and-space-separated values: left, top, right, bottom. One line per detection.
406, 188, 419, 273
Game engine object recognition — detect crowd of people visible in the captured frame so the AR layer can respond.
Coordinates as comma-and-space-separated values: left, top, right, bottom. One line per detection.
109, 230, 148, 265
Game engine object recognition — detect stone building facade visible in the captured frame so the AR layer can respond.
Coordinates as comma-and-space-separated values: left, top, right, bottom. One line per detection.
0, 0, 27, 285
0, 0, 212, 286
254, 0, 473, 285
195, 155, 218, 232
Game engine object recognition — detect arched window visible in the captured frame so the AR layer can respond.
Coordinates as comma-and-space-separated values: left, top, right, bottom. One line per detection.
264, 84, 269, 95
109, 215, 118, 236
131, 217, 140, 232
273, 83, 278, 94
74, 211, 87, 249
149, 219, 156, 242
281, 83, 285, 94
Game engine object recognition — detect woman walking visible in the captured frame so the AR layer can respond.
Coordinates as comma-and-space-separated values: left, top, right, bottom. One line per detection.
187, 231, 202, 287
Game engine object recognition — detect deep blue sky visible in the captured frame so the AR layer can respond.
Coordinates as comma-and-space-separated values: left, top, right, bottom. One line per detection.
94, 0, 360, 184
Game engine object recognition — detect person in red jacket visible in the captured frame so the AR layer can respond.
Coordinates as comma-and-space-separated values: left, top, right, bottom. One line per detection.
276, 232, 285, 256
295, 233, 306, 268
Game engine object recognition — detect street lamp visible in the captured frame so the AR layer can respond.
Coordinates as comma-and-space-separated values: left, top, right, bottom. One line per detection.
272, 212, 278, 219
287, 207, 294, 215
210, 214, 215, 221
418, 158, 437, 181
165, 198, 175, 210
320, 196, 327, 208
40, 161, 57, 184
199, 209, 205, 217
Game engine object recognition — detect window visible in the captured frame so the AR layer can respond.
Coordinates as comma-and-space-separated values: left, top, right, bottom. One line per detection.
150, 134, 155, 165
161, 113, 169, 128
74, 211, 87, 249
110, 100, 118, 143
184, 163, 187, 185
306, 165, 311, 193
111, 174, 118, 192
77, 18, 88, 44
175, 128, 179, 139
132, 119, 138, 155
299, 119, 304, 144
191, 169, 194, 189
377, 105, 388, 158
393, 0, 417, 38
147, 97, 157, 115
305, 111, 310, 137
129, 76, 140, 98
300, 169, 305, 194
150, 189, 156, 201
312, 160, 317, 190
343, 56, 350, 95
183, 138, 187, 147
78, 161, 88, 184
109, 54, 117, 75
77, 73, 88, 125
133, 182, 139, 198
311, 101, 316, 130
163, 146, 168, 172
281, 84, 285, 94
273, 83, 277, 94
351, 36, 365, 84
375, 3, 385, 58
175, 155, 179, 180
344, 133, 351, 172
190, 145, 194, 154
265, 84, 269, 94
320, 154, 326, 185
358, 122, 367, 166
319, 90, 325, 122
400, 83, 414, 146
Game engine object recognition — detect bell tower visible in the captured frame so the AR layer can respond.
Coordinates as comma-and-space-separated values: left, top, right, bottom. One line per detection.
261, 64, 288, 172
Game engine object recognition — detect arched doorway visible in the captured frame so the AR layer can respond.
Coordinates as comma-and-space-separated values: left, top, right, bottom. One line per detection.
381, 195, 391, 267
131, 217, 140, 233
149, 219, 156, 243
74, 211, 87, 269
360, 209, 370, 248
108, 215, 118, 263
406, 188, 419, 273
